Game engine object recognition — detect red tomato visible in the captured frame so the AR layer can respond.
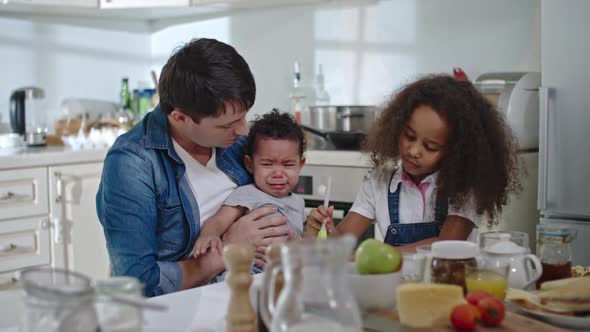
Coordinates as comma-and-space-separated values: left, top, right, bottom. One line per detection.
477, 297, 505, 326
450, 304, 481, 332
465, 290, 493, 306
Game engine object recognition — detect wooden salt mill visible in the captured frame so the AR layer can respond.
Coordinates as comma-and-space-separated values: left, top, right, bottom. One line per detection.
224, 243, 256, 332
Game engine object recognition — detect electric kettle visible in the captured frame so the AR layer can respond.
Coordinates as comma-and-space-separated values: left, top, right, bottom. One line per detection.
10, 86, 47, 146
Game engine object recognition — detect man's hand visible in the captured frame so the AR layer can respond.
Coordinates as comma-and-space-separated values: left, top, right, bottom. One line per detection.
222, 206, 295, 268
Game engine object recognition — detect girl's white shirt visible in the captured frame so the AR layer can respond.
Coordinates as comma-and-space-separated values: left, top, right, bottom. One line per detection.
349, 165, 480, 242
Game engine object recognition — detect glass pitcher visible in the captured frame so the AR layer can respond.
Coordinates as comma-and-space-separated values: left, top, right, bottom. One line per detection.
260, 235, 362, 332
536, 224, 577, 288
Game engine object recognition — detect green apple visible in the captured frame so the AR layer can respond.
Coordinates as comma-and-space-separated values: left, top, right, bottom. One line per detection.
355, 239, 402, 274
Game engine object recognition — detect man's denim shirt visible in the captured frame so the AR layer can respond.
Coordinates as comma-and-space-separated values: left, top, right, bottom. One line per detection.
96, 107, 252, 297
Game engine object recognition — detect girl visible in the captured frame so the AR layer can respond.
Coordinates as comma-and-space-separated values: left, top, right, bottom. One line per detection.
306, 74, 521, 252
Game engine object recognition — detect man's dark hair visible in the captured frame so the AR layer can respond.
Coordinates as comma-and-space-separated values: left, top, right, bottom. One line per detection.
244, 109, 306, 157
158, 38, 256, 122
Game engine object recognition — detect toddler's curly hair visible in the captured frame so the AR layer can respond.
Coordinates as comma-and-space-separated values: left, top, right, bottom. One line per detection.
244, 108, 306, 157
364, 74, 521, 221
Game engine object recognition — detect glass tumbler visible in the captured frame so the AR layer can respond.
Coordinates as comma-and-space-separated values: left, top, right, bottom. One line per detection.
465, 261, 510, 300
401, 253, 426, 283
95, 276, 144, 332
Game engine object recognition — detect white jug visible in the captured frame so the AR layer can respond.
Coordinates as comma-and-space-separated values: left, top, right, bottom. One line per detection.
480, 233, 542, 289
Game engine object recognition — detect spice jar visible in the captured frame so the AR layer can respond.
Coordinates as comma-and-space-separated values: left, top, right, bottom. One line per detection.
431, 241, 478, 294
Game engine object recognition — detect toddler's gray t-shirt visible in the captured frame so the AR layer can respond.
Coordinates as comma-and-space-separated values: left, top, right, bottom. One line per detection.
223, 184, 305, 237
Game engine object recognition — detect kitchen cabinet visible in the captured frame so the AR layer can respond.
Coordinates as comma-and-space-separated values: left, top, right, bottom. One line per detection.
192, 0, 351, 6
0, 217, 51, 274
0, 167, 52, 276
0, 149, 109, 281
99, 0, 188, 9
49, 162, 110, 280
0, 168, 48, 221
0, 0, 378, 32
2, 0, 95, 7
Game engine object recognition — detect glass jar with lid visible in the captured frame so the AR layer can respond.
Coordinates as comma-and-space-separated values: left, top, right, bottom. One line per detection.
20, 267, 99, 332
430, 241, 478, 294
536, 224, 577, 288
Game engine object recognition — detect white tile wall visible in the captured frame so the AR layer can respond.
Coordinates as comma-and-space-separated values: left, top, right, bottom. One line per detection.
0, 17, 151, 130
0, 0, 541, 127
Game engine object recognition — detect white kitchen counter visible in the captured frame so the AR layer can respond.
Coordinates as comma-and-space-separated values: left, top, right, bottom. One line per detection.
0, 147, 369, 171
0, 277, 254, 332
305, 150, 371, 168
0, 146, 107, 170
144, 278, 241, 332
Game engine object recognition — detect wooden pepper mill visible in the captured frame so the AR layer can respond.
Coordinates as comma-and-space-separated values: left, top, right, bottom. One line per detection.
224, 243, 256, 332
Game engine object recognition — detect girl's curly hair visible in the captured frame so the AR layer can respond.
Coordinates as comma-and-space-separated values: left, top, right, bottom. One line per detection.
363, 74, 521, 222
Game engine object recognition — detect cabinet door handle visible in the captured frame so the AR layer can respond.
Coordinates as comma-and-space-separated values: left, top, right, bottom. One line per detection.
0, 276, 19, 291
0, 243, 35, 256
538, 86, 551, 210
0, 191, 32, 203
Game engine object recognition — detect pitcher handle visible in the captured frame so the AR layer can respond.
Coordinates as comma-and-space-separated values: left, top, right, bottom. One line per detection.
523, 254, 543, 288
260, 260, 281, 328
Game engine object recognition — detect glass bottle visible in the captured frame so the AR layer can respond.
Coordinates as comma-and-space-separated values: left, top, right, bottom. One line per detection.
289, 61, 306, 124
314, 64, 330, 106
536, 224, 577, 288
119, 78, 132, 112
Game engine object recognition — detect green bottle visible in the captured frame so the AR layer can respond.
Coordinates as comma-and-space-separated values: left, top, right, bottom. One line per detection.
119, 77, 131, 111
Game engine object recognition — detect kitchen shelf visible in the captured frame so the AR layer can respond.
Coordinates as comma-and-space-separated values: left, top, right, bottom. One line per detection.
0, 0, 380, 33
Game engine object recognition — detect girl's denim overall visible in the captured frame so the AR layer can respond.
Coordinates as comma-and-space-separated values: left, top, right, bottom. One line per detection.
383, 172, 448, 246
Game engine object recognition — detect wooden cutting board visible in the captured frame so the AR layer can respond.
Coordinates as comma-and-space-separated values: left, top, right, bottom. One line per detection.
364, 311, 566, 332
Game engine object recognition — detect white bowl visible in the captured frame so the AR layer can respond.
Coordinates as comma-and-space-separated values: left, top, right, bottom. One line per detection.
346, 262, 401, 312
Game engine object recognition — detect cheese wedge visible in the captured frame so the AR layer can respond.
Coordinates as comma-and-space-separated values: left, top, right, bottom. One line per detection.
396, 283, 465, 328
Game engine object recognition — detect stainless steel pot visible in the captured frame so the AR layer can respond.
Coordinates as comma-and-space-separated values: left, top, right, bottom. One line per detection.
308, 105, 379, 132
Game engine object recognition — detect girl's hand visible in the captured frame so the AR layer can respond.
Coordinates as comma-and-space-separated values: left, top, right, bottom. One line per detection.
305, 205, 336, 237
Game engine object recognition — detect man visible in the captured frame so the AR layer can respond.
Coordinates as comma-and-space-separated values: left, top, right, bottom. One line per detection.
96, 38, 293, 297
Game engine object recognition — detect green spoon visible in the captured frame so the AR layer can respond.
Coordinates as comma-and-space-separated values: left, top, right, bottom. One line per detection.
317, 176, 332, 240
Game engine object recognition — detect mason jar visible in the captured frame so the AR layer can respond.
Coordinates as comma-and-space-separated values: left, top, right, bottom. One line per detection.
430, 241, 478, 294
19, 267, 98, 332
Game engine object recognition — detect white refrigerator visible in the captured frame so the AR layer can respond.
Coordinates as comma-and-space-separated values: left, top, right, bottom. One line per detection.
539, 0, 590, 265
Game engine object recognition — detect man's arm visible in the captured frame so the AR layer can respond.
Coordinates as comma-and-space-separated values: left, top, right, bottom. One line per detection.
222, 206, 295, 267
98, 146, 228, 296
99, 147, 169, 296
178, 206, 292, 288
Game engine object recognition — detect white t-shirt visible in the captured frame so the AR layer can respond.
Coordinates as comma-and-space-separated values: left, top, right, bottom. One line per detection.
350, 166, 480, 241
172, 140, 237, 225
